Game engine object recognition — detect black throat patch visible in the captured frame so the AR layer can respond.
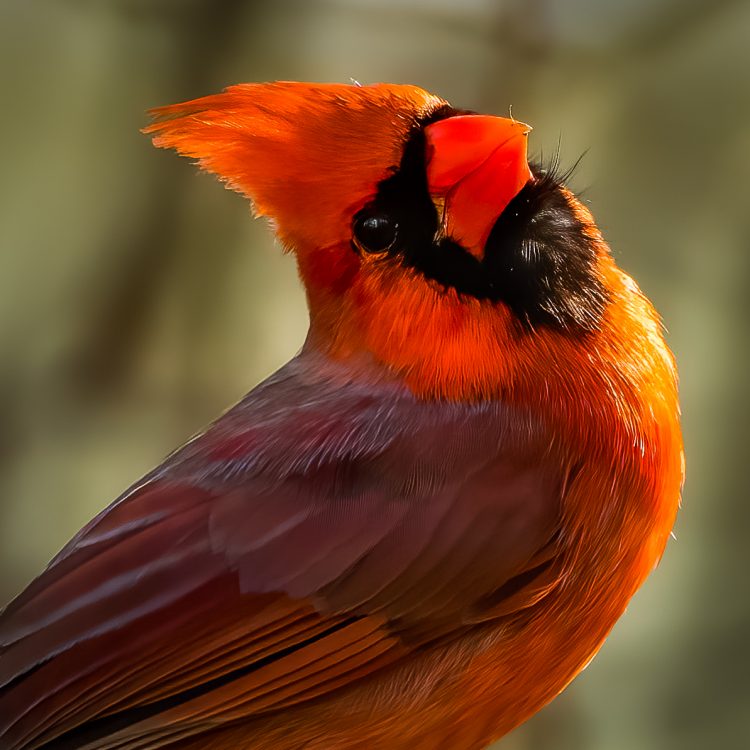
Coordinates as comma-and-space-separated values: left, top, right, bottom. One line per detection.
353, 112, 609, 334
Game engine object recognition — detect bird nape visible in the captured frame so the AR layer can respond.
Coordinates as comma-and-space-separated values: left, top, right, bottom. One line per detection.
0, 82, 683, 750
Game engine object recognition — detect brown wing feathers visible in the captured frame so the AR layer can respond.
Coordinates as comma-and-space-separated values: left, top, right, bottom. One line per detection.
0, 357, 563, 749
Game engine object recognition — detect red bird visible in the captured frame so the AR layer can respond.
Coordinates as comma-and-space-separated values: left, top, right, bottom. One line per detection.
0, 82, 683, 749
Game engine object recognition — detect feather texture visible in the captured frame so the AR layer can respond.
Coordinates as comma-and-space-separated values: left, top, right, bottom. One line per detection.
0, 353, 564, 748
0, 81, 684, 749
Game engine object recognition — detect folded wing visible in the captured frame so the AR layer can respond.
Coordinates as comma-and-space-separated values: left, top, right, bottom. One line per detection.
0, 357, 564, 749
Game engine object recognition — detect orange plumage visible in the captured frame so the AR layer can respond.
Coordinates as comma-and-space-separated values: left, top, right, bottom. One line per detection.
0, 82, 683, 749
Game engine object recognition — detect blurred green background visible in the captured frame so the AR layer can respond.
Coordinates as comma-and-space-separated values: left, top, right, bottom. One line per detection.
1, 0, 748, 748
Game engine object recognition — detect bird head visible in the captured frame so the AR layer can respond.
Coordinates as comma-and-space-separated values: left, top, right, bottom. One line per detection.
146, 81, 672, 408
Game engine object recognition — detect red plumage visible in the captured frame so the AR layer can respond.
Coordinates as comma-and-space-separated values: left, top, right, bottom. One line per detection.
0, 82, 683, 749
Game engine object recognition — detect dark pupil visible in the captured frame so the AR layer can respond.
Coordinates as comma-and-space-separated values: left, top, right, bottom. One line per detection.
353, 213, 398, 253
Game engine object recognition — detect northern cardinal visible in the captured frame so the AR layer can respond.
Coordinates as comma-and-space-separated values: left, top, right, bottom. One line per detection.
0, 82, 683, 749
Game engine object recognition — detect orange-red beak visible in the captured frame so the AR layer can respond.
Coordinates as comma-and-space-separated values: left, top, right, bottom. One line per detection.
424, 115, 532, 256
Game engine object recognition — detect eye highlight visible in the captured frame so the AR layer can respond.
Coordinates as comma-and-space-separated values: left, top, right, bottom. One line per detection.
352, 211, 399, 255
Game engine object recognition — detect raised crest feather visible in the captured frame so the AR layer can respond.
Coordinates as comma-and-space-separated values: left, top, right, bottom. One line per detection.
144, 82, 447, 252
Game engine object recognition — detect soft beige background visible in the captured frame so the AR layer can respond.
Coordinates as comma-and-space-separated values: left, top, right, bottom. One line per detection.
1, 1, 748, 748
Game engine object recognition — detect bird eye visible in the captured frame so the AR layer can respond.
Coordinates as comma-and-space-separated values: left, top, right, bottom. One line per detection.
352, 212, 398, 254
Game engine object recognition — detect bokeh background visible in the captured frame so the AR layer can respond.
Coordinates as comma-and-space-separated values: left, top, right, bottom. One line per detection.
1, 0, 748, 748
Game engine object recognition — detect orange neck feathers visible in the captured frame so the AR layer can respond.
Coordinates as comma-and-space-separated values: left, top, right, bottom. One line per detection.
146, 82, 681, 473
